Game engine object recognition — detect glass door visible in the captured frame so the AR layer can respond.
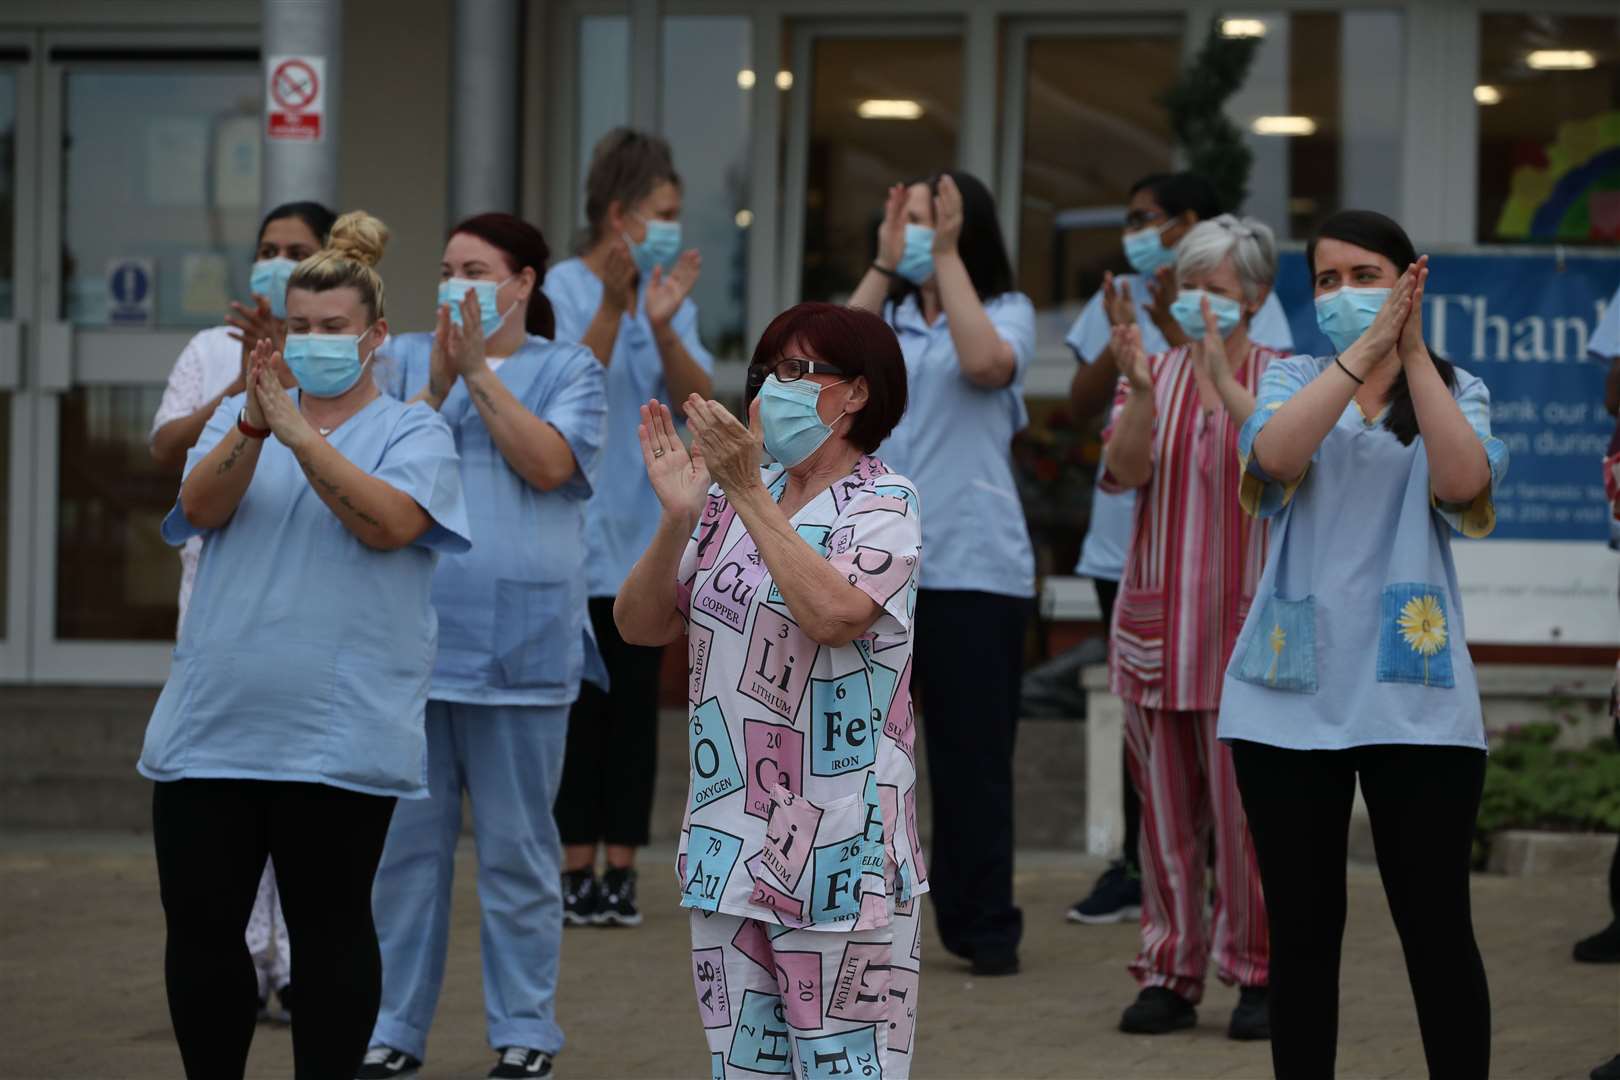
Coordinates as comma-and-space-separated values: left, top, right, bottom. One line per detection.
0, 36, 35, 680
26, 35, 259, 683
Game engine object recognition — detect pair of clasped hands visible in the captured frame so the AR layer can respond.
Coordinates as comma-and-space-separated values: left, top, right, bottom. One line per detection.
637, 393, 764, 523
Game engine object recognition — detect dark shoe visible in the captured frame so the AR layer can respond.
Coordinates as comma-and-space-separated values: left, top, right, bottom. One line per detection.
1120, 987, 1198, 1034
356, 1046, 422, 1078
265, 983, 292, 1025
561, 869, 600, 927
1575, 920, 1620, 963
970, 948, 1020, 977
256, 994, 270, 1024
1227, 985, 1271, 1041
490, 1047, 554, 1078
1593, 1054, 1620, 1080
1067, 860, 1142, 925
599, 866, 642, 927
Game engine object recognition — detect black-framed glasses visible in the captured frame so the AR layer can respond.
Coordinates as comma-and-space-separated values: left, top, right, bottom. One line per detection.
1123, 208, 1167, 231
746, 357, 848, 390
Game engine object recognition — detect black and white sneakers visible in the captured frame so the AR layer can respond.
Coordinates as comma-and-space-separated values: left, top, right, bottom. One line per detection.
597, 867, 642, 927
489, 1047, 555, 1078
355, 1046, 422, 1078
561, 869, 601, 927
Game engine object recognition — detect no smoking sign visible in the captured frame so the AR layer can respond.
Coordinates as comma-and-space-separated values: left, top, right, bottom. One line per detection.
266, 54, 325, 142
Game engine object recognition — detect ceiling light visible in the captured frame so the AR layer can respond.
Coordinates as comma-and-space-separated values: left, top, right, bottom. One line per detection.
1526, 49, 1596, 70
857, 99, 924, 120
1251, 115, 1317, 136
735, 209, 754, 228
1220, 18, 1267, 39
774, 70, 794, 91
1473, 84, 1502, 105
737, 69, 756, 90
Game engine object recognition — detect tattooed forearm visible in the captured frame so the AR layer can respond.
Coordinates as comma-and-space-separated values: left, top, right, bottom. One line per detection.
215, 436, 250, 475
472, 383, 498, 415
300, 461, 384, 529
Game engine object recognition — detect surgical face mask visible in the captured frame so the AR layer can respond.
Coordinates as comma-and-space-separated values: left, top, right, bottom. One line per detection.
625, 217, 681, 275
1314, 286, 1391, 354
438, 276, 516, 337
283, 327, 376, 398
1123, 222, 1176, 275
896, 224, 935, 285
1170, 288, 1245, 340
249, 257, 298, 318
758, 375, 846, 468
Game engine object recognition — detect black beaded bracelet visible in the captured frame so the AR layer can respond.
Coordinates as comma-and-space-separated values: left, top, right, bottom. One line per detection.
870, 262, 897, 278
1335, 357, 1365, 385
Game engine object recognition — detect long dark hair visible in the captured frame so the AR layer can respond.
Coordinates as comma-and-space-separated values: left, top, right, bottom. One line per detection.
881, 170, 1015, 309
1307, 209, 1454, 446
258, 201, 338, 246
450, 212, 557, 338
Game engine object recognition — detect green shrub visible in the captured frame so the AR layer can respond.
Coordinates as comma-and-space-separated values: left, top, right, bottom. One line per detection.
1473, 723, 1620, 866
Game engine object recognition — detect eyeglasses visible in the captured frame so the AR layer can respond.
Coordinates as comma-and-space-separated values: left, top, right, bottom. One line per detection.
1123, 208, 1166, 231
746, 357, 847, 390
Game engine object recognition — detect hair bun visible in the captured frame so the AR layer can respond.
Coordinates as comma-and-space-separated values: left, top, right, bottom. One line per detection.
326, 210, 389, 268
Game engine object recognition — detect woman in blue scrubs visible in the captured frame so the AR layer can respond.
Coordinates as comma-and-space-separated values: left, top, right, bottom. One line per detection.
139, 211, 472, 1080
362, 213, 606, 1080
849, 171, 1037, 977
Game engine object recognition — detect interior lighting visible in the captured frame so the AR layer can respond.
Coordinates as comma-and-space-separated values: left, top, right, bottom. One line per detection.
856, 99, 924, 120
775, 70, 794, 90
1220, 18, 1267, 39
1473, 84, 1502, 105
1526, 49, 1596, 70
1251, 115, 1317, 136
737, 69, 757, 89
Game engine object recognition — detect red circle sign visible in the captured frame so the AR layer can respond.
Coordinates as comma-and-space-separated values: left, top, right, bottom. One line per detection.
270, 59, 319, 111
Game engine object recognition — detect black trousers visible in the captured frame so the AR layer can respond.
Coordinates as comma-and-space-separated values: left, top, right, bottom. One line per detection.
152, 778, 396, 1080
555, 595, 665, 848
1230, 741, 1491, 1080
1092, 577, 1141, 873
915, 588, 1031, 961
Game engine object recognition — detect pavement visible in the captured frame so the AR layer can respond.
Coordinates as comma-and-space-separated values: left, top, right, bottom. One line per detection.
2, 833, 1616, 1079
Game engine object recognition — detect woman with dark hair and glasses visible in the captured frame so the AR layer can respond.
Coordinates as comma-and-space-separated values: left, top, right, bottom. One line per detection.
849, 170, 1035, 976
1221, 209, 1505, 1078
361, 214, 606, 1080
617, 302, 925, 1078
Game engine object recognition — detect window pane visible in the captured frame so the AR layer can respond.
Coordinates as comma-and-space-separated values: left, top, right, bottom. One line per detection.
801, 36, 962, 302
1478, 14, 1620, 245
61, 70, 261, 328
56, 387, 180, 640
1017, 30, 1180, 315
661, 16, 752, 358
577, 15, 631, 230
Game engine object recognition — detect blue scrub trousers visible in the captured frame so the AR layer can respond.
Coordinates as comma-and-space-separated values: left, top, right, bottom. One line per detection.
370, 701, 568, 1061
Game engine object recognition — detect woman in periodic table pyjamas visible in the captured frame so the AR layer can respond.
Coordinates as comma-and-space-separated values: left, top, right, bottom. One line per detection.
616, 302, 925, 1079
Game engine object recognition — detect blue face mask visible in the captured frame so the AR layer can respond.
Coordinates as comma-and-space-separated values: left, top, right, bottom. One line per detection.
896, 224, 935, 285
438, 276, 515, 337
626, 218, 682, 275
1170, 288, 1245, 340
1314, 286, 1391, 353
758, 375, 847, 468
249, 257, 298, 318
283, 328, 376, 398
1123, 223, 1176, 275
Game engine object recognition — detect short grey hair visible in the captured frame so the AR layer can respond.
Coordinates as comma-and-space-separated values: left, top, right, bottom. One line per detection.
1175, 214, 1278, 303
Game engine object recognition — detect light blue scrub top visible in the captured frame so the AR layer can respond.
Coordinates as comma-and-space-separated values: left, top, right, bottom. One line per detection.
1217, 357, 1509, 751
380, 332, 608, 707
1066, 275, 1294, 582
877, 291, 1038, 598
542, 257, 715, 598
139, 392, 472, 799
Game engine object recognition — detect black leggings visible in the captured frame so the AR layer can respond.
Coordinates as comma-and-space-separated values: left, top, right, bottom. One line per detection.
555, 595, 666, 848
1230, 741, 1490, 1080
153, 779, 396, 1079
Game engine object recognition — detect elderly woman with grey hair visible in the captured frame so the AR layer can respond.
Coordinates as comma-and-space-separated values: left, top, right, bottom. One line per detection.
1098, 214, 1287, 1041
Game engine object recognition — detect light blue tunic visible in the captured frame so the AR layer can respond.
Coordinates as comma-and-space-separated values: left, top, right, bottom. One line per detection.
139, 392, 472, 799
380, 332, 608, 706
542, 257, 716, 598
1217, 357, 1510, 751
1065, 275, 1294, 581
877, 291, 1038, 598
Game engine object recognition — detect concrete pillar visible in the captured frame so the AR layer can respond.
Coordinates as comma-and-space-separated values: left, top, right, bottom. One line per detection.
262, 0, 344, 212
450, 0, 523, 220
1340, 11, 1404, 219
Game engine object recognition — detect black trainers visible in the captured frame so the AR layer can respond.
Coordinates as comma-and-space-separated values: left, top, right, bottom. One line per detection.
1228, 985, 1271, 1040
1593, 1053, 1620, 1080
1575, 920, 1620, 963
1120, 987, 1198, 1034
264, 983, 291, 1025
490, 1047, 554, 1078
1067, 860, 1142, 925
599, 867, 643, 927
561, 869, 600, 927
356, 1046, 422, 1078
970, 947, 1020, 977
